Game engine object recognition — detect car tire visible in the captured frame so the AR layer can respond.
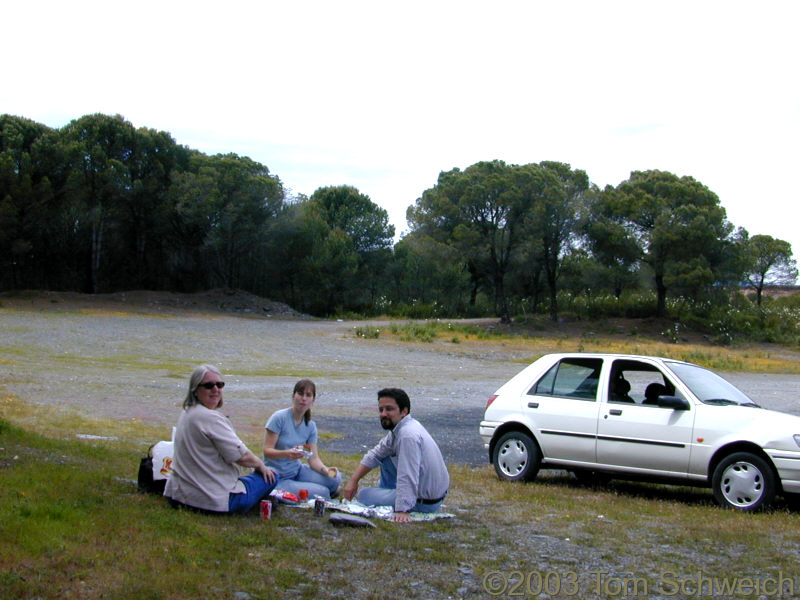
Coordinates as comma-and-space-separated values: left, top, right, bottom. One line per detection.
712, 452, 776, 512
492, 431, 541, 482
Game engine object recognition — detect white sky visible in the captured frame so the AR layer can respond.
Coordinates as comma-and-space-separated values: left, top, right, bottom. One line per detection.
4, 1, 799, 253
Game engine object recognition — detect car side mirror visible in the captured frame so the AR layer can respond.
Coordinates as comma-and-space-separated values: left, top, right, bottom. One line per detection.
657, 395, 690, 410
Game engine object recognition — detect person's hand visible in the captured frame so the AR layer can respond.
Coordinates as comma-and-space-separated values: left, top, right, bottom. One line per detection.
392, 511, 412, 523
259, 465, 277, 483
342, 479, 358, 500
326, 466, 339, 478
286, 448, 304, 460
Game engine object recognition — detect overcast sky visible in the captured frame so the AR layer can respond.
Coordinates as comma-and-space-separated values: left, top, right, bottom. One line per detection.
4, 1, 799, 253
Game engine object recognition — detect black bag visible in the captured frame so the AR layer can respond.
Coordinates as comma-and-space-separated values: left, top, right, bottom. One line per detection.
137, 456, 167, 494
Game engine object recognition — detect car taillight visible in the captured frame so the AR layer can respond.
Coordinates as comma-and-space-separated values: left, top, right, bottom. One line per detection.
485, 395, 498, 409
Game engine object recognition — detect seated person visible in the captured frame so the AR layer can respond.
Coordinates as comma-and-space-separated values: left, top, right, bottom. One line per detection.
263, 379, 341, 500
609, 376, 635, 403
164, 365, 277, 514
343, 388, 449, 524
643, 382, 668, 405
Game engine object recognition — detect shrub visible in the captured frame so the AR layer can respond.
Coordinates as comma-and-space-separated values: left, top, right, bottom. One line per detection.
353, 326, 381, 339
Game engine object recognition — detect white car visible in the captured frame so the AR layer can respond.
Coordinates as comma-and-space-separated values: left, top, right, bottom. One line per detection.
479, 353, 800, 511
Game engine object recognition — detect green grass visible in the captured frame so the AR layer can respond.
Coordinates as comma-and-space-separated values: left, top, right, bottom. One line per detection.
383, 320, 800, 373
387, 321, 504, 344
2, 409, 800, 600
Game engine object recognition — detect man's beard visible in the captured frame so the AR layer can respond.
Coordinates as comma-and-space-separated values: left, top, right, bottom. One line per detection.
380, 417, 395, 430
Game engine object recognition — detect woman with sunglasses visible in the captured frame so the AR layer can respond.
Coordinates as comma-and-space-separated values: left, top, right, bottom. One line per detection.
262, 379, 341, 500
164, 364, 277, 514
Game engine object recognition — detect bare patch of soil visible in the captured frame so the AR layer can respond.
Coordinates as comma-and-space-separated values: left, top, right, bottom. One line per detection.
0, 288, 308, 319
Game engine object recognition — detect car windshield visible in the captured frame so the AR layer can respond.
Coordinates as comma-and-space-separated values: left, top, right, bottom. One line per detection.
666, 362, 759, 407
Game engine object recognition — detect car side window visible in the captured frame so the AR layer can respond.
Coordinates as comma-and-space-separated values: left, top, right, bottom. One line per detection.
529, 358, 602, 401
608, 359, 685, 407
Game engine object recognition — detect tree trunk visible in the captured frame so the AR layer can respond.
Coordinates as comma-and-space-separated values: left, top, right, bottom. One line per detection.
495, 272, 511, 324
90, 208, 104, 294
655, 273, 667, 318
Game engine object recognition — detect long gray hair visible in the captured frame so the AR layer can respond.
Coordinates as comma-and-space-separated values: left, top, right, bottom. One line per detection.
183, 364, 223, 409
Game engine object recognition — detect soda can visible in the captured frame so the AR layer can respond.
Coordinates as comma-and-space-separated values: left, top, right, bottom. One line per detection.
260, 499, 272, 520
314, 498, 326, 517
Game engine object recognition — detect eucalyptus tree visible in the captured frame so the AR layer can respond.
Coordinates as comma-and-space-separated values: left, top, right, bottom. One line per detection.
594, 170, 734, 317
744, 234, 798, 306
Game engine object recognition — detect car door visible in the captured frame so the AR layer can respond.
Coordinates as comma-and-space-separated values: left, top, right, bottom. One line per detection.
595, 358, 695, 476
524, 356, 603, 465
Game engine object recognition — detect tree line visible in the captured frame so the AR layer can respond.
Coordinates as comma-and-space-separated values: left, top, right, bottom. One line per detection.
1, 113, 796, 322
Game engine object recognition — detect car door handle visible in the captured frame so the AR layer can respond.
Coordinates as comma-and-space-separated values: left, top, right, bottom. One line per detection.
608, 409, 623, 416
527, 402, 539, 408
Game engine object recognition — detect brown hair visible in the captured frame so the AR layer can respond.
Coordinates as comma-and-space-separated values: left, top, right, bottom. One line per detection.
293, 378, 316, 425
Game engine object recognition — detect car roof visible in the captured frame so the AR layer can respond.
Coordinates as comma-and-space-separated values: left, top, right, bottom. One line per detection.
541, 352, 696, 367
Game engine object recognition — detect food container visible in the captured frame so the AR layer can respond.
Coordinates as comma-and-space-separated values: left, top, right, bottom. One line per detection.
293, 445, 313, 459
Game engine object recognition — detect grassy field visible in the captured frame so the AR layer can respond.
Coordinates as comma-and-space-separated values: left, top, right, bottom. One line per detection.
2, 403, 799, 600
2, 307, 800, 599
366, 319, 800, 373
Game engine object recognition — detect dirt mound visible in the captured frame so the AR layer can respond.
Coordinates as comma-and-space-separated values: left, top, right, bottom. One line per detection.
0, 288, 309, 319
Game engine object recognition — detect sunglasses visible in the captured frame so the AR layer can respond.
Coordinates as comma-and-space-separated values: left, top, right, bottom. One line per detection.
197, 381, 225, 390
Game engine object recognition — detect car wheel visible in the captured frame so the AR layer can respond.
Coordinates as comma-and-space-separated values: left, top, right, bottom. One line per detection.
712, 452, 776, 512
493, 431, 541, 482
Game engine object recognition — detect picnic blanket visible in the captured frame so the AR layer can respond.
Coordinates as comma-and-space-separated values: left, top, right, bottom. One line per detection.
285, 496, 454, 521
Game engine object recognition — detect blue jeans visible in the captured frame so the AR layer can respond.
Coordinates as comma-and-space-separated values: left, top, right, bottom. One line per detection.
228, 472, 278, 514
273, 464, 342, 500
357, 456, 444, 513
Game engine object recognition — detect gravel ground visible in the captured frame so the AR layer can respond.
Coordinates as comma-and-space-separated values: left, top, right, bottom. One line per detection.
3, 297, 800, 469
5, 296, 800, 599
0, 303, 522, 465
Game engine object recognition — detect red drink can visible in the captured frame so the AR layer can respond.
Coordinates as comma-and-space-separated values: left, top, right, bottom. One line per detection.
298, 489, 309, 502
260, 499, 272, 520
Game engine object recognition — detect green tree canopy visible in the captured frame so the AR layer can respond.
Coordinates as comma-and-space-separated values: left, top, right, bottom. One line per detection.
744, 234, 798, 306
527, 161, 592, 320
409, 160, 533, 323
0, 115, 61, 287
308, 185, 395, 312
309, 185, 394, 254
594, 170, 735, 316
